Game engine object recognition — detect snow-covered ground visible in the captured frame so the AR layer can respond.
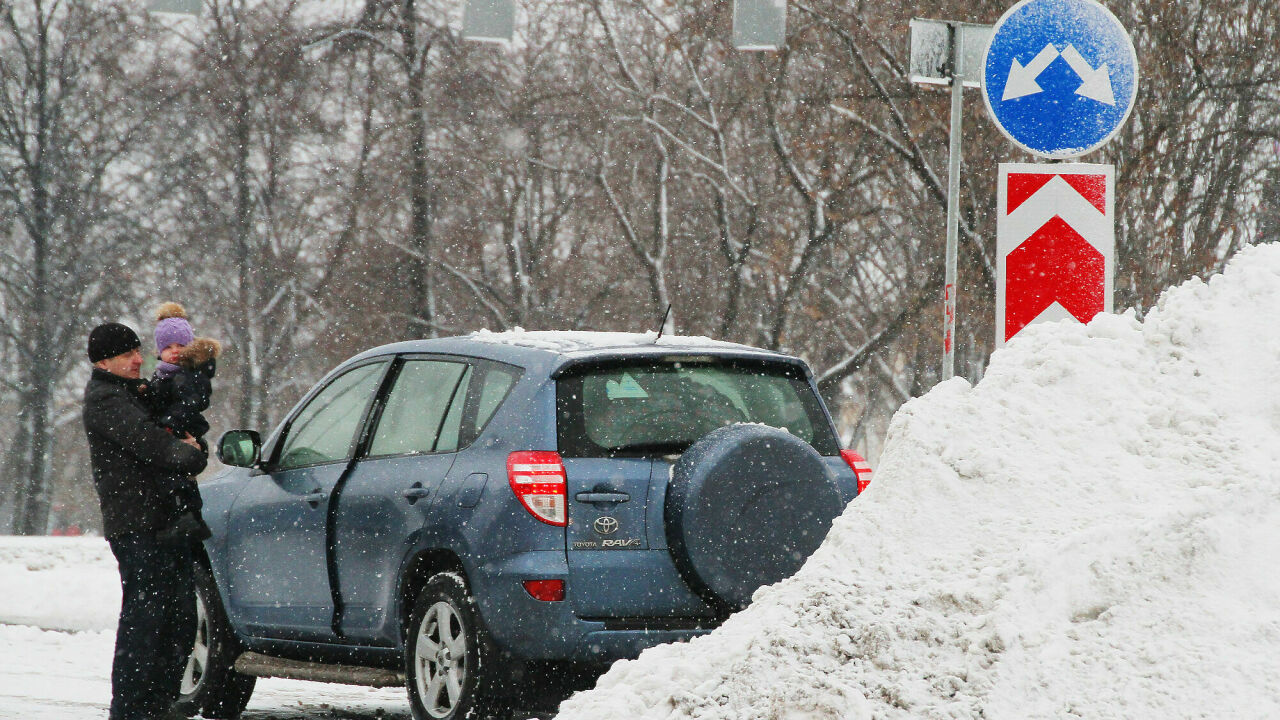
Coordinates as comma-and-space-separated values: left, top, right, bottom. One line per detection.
4, 243, 1280, 719
0, 538, 410, 719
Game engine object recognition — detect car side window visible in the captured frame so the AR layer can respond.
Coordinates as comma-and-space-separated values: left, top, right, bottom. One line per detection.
468, 364, 519, 440
369, 359, 470, 457
275, 362, 387, 470
433, 365, 474, 454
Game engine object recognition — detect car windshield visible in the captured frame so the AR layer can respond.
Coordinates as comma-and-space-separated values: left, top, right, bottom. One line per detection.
556, 360, 839, 457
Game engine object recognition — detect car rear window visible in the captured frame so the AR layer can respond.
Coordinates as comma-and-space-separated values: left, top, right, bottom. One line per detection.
556, 360, 839, 457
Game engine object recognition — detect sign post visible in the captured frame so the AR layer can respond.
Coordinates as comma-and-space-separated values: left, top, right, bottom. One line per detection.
909, 19, 991, 380
981, 0, 1136, 345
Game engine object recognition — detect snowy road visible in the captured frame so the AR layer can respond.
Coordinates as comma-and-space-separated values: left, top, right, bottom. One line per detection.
0, 623, 414, 720
0, 538, 417, 720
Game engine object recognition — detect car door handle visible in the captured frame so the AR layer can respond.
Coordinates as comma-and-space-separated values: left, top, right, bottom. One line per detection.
402, 483, 430, 504
575, 491, 630, 504
303, 490, 327, 506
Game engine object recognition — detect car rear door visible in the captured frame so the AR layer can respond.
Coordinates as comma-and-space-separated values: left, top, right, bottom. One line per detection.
333, 356, 521, 644
557, 357, 847, 619
224, 360, 389, 641
557, 363, 717, 620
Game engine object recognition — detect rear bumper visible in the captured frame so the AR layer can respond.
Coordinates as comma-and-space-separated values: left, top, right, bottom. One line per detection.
471, 550, 715, 662
571, 627, 713, 660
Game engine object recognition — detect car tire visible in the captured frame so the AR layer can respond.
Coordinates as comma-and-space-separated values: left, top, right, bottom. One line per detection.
666, 424, 844, 611
405, 573, 513, 720
172, 562, 256, 720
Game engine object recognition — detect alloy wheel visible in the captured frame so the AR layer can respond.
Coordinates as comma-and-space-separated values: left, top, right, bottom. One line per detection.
181, 592, 210, 694
414, 601, 469, 718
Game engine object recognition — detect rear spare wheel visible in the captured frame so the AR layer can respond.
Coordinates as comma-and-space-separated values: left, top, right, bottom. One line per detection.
665, 424, 843, 611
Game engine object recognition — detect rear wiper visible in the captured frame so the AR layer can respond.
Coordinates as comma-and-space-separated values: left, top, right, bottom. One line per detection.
605, 441, 690, 456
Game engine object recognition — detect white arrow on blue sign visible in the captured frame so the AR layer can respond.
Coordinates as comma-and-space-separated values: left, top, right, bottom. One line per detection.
982, 0, 1138, 158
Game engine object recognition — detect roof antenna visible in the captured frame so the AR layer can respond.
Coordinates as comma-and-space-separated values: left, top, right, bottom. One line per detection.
654, 304, 673, 342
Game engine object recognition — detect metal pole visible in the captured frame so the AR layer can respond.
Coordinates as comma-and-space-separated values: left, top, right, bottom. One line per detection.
942, 23, 964, 381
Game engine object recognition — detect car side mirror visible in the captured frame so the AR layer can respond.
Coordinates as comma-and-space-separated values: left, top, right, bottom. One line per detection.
218, 430, 262, 468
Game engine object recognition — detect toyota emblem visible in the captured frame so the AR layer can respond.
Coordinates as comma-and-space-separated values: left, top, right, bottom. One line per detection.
593, 516, 619, 535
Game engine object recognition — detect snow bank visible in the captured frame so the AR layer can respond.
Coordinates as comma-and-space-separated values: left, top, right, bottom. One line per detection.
555, 243, 1280, 720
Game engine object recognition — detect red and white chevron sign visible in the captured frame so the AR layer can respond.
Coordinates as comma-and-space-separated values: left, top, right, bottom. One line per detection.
997, 163, 1114, 345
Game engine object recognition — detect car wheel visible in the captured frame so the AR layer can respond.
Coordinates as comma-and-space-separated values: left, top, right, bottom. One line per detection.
666, 424, 844, 611
405, 573, 512, 720
172, 563, 256, 719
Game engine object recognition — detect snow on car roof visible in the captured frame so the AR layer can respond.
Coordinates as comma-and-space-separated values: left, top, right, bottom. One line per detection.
466, 328, 770, 356
341, 329, 799, 374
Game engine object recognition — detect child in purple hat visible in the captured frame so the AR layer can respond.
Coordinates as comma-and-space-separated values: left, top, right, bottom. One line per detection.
148, 302, 221, 541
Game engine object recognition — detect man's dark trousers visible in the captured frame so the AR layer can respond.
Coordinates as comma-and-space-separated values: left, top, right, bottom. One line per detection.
107, 533, 195, 720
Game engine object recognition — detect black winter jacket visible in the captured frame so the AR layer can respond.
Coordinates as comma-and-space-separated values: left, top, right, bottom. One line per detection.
83, 368, 208, 538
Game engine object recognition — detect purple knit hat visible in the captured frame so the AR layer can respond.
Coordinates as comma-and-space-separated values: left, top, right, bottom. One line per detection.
154, 302, 194, 354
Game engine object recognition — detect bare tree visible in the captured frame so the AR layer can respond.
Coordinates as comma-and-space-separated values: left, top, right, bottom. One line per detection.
150, 0, 372, 429
0, 0, 164, 534
1112, 0, 1280, 310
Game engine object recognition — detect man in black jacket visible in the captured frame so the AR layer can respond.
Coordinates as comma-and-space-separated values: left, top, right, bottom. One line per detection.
83, 322, 209, 720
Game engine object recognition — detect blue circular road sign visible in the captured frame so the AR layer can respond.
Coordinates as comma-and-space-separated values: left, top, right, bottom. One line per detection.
982, 0, 1138, 158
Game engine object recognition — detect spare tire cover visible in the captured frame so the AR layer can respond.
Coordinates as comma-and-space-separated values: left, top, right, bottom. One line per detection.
665, 424, 843, 610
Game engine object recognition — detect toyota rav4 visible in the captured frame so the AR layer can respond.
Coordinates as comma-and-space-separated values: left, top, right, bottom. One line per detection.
180, 331, 872, 720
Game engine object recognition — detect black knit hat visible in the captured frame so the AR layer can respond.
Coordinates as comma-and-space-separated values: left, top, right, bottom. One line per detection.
88, 323, 141, 363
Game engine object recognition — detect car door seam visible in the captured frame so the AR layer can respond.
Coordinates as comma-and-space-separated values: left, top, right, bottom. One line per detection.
327, 358, 400, 640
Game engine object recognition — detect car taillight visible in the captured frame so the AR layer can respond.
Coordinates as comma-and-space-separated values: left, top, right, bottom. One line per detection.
841, 449, 874, 495
507, 451, 568, 526
522, 579, 566, 602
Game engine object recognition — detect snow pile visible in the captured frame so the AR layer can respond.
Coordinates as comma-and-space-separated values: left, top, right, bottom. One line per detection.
0, 537, 119, 632
555, 243, 1280, 720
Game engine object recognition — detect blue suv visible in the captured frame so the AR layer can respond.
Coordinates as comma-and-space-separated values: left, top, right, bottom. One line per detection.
179, 332, 870, 720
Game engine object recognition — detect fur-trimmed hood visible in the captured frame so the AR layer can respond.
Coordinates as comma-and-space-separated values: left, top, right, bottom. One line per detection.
178, 337, 222, 368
